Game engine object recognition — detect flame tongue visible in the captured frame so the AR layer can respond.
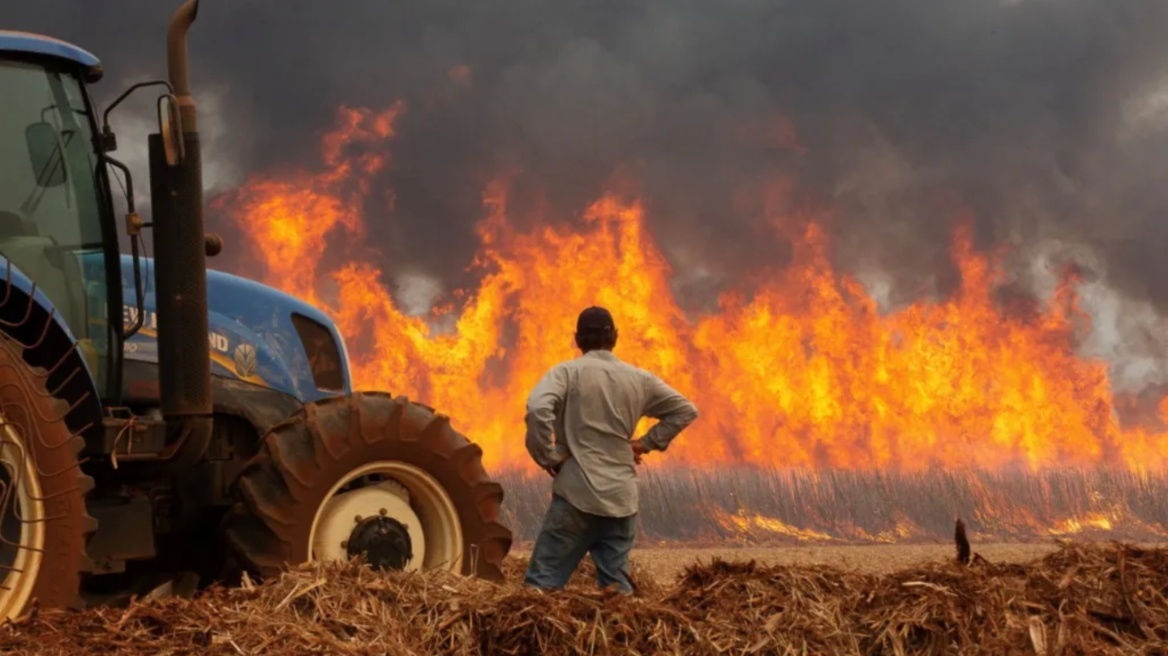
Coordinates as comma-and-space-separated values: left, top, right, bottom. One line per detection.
220, 103, 1168, 477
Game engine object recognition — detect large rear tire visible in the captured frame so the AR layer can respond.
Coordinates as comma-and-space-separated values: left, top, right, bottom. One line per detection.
223, 393, 512, 581
0, 333, 94, 620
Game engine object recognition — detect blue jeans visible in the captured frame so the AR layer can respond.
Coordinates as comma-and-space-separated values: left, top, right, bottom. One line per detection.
524, 495, 636, 594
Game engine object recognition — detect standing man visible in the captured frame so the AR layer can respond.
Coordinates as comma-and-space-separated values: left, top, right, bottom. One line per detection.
523, 306, 698, 593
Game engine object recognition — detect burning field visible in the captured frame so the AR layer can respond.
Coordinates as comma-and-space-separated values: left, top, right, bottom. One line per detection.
5, 543, 1168, 654
221, 104, 1168, 475
206, 104, 1168, 544
5, 1, 1168, 652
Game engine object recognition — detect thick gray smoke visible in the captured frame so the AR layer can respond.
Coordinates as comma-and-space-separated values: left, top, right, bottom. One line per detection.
5, 2, 1168, 334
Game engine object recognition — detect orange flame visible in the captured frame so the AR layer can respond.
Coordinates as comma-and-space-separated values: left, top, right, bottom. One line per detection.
219, 104, 1168, 473
711, 507, 836, 543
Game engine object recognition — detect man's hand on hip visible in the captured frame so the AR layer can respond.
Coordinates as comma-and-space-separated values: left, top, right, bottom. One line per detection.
632, 440, 649, 465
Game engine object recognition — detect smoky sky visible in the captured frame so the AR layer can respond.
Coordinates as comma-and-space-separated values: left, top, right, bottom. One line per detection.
5, 0, 1168, 313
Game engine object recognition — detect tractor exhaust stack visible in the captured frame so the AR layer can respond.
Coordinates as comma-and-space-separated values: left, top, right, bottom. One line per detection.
167, 0, 199, 131
149, 0, 212, 469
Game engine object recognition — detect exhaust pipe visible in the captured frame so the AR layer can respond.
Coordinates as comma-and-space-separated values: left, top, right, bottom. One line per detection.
167, 0, 199, 132
148, 0, 212, 470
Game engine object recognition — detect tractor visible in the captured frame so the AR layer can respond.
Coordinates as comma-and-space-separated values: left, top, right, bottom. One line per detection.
0, 1, 512, 618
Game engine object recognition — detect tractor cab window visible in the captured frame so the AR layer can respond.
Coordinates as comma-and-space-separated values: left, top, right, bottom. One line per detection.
0, 58, 112, 393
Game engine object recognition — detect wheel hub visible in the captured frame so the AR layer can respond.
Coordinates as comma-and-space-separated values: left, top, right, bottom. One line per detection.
311, 478, 429, 571
346, 516, 413, 570
308, 461, 466, 574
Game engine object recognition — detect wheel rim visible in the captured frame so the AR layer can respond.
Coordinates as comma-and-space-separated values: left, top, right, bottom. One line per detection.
309, 462, 463, 573
0, 414, 46, 620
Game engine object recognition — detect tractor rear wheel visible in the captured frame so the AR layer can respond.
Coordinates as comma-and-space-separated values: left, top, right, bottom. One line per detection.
0, 333, 94, 620
222, 393, 512, 581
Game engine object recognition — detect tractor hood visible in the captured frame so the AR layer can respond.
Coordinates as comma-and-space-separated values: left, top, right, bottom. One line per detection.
114, 254, 352, 404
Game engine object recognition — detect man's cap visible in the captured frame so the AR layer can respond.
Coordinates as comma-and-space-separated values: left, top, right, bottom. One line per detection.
576, 306, 616, 334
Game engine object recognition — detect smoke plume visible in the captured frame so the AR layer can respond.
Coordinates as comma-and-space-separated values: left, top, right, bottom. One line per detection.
6, 1, 1168, 344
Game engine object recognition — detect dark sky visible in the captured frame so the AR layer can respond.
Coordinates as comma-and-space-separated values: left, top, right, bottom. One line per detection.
5, 0, 1168, 314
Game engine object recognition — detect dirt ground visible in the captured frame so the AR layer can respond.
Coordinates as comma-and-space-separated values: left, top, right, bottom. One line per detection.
513, 542, 1065, 583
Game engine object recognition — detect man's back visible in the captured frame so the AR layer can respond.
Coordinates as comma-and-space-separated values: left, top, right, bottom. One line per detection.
525, 350, 698, 517
522, 306, 697, 594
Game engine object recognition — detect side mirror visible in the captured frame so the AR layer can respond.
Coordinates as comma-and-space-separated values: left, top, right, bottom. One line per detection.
25, 122, 67, 188
158, 94, 185, 167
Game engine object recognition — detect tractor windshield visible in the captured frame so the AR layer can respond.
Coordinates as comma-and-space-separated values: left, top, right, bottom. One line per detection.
0, 58, 114, 394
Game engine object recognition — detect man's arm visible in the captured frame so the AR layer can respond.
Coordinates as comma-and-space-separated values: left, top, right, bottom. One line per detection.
635, 373, 698, 453
525, 365, 570, 470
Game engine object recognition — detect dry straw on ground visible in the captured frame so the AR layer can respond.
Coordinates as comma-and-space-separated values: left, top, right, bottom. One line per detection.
3, 542, 1168, 655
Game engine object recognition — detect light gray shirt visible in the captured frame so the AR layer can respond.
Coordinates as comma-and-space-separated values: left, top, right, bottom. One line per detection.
524, 350, 698, 517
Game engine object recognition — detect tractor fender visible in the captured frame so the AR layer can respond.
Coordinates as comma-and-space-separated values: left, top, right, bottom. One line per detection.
0, 256, 103, 438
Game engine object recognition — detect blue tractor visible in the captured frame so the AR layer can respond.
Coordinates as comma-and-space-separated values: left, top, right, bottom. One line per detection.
0, 1, 511, 618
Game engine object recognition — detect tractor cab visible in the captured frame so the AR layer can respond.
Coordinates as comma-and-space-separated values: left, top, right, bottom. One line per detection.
0, 34, 120, 397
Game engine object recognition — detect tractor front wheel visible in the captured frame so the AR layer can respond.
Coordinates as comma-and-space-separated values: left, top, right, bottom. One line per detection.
222, 393, 512, 581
